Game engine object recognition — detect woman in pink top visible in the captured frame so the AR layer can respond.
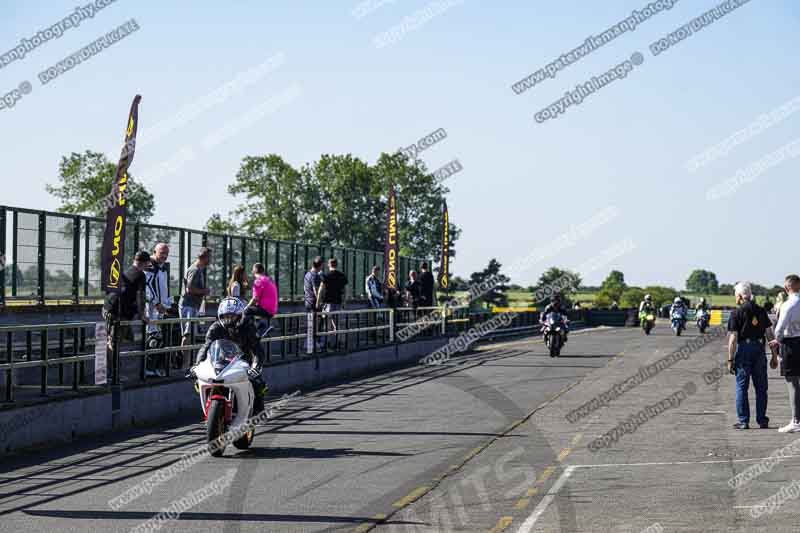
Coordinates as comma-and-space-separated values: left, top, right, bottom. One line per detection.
244, 263, 278, 334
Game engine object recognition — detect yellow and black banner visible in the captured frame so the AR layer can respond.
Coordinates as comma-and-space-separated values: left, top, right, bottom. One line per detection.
101, 95, 142, 293
438, 201, 450, 291
383, 185, 398, 291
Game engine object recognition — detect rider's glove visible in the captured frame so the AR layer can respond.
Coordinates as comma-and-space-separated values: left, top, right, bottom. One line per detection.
247, 367, 261, 380
185, 366, 197, 380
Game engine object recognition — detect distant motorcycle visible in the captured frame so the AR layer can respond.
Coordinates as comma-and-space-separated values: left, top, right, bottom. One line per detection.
671, 309, 687, 336
194, 339, 256, 456
639, 310, 656, 335
696, 309, 710, 334
542, 312, 567, 357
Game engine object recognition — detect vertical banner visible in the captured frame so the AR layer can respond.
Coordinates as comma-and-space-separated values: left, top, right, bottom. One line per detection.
101, 95, 142, 293
383, 185, 399, 292
438, 201, 450, 292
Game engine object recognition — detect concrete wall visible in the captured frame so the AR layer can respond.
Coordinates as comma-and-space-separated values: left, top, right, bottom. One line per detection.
0, 337, 448, 456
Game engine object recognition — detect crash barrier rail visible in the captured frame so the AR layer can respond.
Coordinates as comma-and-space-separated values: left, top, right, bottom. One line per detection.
0, 306, 585, 405
0, 204, 427, 307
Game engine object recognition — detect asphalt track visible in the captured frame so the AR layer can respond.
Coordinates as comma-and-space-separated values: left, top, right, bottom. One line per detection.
1, 323, 799, 532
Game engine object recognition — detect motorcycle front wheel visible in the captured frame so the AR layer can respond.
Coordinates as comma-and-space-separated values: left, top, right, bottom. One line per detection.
207, 399, 227, 457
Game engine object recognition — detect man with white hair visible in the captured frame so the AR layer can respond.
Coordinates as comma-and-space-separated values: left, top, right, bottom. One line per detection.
727, 281, 778, 429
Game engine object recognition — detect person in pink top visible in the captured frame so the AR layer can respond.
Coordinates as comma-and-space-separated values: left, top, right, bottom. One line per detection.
244, 263, 278, 336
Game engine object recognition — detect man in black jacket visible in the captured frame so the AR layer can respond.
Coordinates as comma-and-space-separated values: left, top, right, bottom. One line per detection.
191, 297, 267, 415
419, 262, 435, 307
727, 282, 778, 429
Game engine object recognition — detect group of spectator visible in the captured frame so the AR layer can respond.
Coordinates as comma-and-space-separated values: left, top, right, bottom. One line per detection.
363, 262, 436, 310
102, 247, 436, 369
727, 276, 800, 434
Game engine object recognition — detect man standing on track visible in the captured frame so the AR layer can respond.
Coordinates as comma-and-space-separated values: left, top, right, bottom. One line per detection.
770, 275, 800, 433
727, 282, 779, 430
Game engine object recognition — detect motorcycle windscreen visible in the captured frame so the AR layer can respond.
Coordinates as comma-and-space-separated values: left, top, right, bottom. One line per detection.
208, 339, 244, 365
546, 312, 562, 323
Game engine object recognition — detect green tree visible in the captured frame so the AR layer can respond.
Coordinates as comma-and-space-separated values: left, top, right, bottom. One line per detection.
643, 285, 679, 308
686, 269, 719, 294
222, 152, 459, 260
719, 283, 735, 295
469, 259, 509, 309
596, 270, 626, 306
620, 287, 646, 309
533, 267, 581, 306
46, 150, 155, 223
205, 213, 240, 234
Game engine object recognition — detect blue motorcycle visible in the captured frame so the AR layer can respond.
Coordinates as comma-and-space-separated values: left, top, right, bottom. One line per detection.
671, 309, 687, 336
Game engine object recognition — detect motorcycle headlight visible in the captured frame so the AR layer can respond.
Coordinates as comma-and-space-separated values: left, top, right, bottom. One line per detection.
555, 327, 561, 331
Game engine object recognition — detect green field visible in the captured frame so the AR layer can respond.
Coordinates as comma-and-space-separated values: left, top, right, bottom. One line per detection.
449, 290, 770, 309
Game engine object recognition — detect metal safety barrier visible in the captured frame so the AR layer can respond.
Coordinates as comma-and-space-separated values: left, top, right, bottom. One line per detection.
0, 305, 552, 406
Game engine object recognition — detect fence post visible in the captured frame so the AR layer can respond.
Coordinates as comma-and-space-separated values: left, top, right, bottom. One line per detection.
110, 315, 122, 428
0, 207, 5, 307
441, 304, 447, 336
37, 213, 46, 305
389, 308, 395, 342
72, 216, 80, 304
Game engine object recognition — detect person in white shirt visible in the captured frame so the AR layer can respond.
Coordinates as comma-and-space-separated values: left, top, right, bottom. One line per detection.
144, 243, 172, 376
769, 275, 800, 433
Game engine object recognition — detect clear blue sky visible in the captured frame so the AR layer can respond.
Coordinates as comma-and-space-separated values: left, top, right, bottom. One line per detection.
1, 0, 797, 289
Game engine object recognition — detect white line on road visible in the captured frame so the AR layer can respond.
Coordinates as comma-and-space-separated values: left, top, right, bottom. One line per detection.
515, 466, 575, 533
571, 455, 800, 469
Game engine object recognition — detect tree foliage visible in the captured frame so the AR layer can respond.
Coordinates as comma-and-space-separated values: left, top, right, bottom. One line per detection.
223, 152, 459, 260
46, 150, 155, 223
534, 267, 581, 307
595, 270, 627, 306
469, 259, 509, 309
686, 269, 719, 294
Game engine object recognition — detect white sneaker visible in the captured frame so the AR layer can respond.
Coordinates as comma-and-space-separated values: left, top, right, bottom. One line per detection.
778, 421, 800, 433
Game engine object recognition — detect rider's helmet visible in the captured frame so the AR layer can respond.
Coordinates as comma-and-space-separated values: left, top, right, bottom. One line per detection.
674, 297, 682, 305
644, 294, 652, 302
218, 297, 246, 332
552, 293, 562, 305
699, 297, 706, 305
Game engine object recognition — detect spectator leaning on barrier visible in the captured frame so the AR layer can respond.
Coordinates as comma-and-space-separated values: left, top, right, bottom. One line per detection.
144, 243, 171, 376
227, 264, 249, 299
304, 256, 324, 351
405, 270, 422, 309
304, 256, 323, 312
102, 251, 151, 344
244, 263, 278, 337
317, 257, 348, 313
769, 275, 800, 433
727, 281, 779, 430
366, 265, 384, 309
179, 247, 211, 348
419, 262, 435, 307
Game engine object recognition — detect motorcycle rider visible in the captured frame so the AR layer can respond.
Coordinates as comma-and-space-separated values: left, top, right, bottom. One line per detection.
696, 297, 710, 313
189, 297, 267, 415
540, 294, 569, 343
639, 294, 657, 314
671, 296, 688, 323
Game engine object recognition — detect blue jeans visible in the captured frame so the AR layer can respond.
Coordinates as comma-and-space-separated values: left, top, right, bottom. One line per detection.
735, 340, 769, 426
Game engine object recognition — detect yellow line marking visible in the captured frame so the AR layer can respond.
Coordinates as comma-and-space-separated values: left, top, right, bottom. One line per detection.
392, 486, 430, 508
489, 516, 514, 533
526, 487, 539, 497
537, 466, 556, 484
557, 448, 571, 462
464, 446, 483, 461
373, 513, 386, 520
514, 498, 530, 510
570, 433, 583, 446
352, 523, 372, 533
